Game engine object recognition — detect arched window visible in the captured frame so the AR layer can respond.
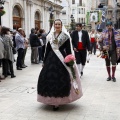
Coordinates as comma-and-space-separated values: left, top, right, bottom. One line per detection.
13, 6, 22, 30
13, 6, 20, 17
35, 11, 40, 30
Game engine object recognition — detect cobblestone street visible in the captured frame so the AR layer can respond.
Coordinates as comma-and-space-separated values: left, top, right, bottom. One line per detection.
0, 48, 120, 120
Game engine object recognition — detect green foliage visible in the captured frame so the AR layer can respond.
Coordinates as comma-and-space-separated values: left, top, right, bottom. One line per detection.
0, 9, 6, 16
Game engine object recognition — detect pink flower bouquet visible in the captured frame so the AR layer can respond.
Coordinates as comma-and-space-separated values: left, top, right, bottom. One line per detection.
64, 54, 79, 94
64, 54, 76, 79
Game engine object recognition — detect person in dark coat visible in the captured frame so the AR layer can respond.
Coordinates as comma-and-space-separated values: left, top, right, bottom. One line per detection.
72, 23, 91, 76
29, 28, 41, 64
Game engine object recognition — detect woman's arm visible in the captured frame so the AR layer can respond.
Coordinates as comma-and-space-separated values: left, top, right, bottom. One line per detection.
65, 38, 72, 55
59, 39, 72, 57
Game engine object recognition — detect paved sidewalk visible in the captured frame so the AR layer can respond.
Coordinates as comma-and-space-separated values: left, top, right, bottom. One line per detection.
0, 49, 120, 120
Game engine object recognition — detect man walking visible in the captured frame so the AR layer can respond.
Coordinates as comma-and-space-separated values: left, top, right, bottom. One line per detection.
72, 23, 91, 76
99, 21, 120, 82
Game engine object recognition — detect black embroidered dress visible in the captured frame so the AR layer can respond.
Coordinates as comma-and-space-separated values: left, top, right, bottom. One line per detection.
37, 32, 83, 105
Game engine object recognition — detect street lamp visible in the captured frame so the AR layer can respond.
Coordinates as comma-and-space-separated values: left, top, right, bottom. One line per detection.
70, 15, 75, 30
48, 6, 54, 30
0, 0, 6, 25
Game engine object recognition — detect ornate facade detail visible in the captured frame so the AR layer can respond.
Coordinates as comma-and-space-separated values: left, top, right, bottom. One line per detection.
27, 0, 33, 6
13, 6, 20, 17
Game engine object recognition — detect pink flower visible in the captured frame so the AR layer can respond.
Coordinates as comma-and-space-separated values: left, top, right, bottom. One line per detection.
64, 54, 75, 63
64, 54, 76, 79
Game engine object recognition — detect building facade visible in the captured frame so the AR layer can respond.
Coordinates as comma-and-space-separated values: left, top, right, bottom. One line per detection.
71, 0, 92, 29
96, 0, 120, 29
61, 0, 72, 29
1, 0, 63, 37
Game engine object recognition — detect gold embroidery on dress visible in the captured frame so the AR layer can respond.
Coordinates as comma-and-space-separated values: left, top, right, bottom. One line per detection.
53, 38, 58, 44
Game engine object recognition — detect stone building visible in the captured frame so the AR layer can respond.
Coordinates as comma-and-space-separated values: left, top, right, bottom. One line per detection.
61, 0, 72, 29
97, 0, 120, 29
1, 0, 63, 37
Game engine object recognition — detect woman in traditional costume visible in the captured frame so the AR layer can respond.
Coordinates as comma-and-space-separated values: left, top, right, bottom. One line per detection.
37, 19, 83, 111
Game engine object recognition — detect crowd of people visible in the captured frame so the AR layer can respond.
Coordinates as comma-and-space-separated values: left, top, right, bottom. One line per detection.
37, 20, 120, 111
0, 26, 47, 82
0, 19, 120, 111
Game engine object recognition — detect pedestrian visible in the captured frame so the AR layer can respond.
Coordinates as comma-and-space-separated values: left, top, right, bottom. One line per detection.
21, 30, 28, 67
96, 29, 102, 50
72, 23, 91, 76
37, 19, 83, 111
29, 28, 41, 64
90, 29, 97, 55
1, 26, 16, 78
15, 28, 25, 70
38, 33, 43, 63
12, 30, 17, 56
0, 36, 5, 81
99, 21, 120, 82
39, 29, 47, 61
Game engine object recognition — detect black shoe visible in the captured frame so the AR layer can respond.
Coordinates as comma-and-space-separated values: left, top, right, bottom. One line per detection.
107, 77, 111, 81
20, 66, 26, 68
53, 106, 59, 111
81, 72, 83, 76
7, 72, 11, 76
17, 67, 22, 70
11, 75, 16, 78
112, 77, 116, 82
22, 64, 28, 67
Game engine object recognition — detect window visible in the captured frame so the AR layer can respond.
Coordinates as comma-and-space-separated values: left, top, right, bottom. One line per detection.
35, 12, 40, 20
35, 11, 40, 29
72, 0, 75, 4
13, 6, 20, 17
78, 8, 80, 14
81, 18, 83, 23
81, 8, 83, 14
72, 9, 75, 14
79, 0, 82, 6
13, 6, 22, 30
62, 10, 66, 15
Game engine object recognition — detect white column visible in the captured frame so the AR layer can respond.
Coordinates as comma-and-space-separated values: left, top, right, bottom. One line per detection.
23, 0, 28, 36
1, 0, 12, 28
30, 4, 34, 28
27, 0, 33, 37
